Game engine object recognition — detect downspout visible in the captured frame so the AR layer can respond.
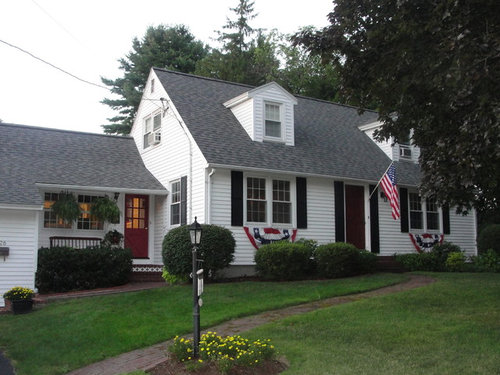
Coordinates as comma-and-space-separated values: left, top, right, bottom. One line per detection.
207, 168, 216, 224
160, 97, 193, 223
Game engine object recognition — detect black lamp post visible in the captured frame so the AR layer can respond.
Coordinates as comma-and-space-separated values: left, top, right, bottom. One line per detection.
189, 217, 202, 358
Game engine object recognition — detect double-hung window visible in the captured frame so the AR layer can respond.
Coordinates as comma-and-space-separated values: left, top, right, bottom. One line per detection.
272, 180, 291, 224
246, 177, 292, 225
77, 195, 103, 230
170, 180, 181, 225
143, 112, 161, 149
264, 103, 282, 139
409, 192, 440, 231
43, 193, 72, 228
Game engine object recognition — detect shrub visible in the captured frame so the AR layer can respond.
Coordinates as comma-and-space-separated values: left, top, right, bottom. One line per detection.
358, 250, 378, 274
162, 224, 235, 281
255, 241, 314, 280
446, 252, 466, 272
314, 242, 362, 278
36, 246, 132, 293
470, 249, 500, 272
478, 224, 500, 255
396, 242, 461, 272
432, 242, 462, 269
162, 267, 188, 285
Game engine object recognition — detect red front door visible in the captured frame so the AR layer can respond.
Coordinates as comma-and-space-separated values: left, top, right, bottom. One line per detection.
345, 185, 365, 249
125, 194, 149, 258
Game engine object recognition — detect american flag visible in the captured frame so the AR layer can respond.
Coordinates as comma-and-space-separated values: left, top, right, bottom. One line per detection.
380, 164, 400, 220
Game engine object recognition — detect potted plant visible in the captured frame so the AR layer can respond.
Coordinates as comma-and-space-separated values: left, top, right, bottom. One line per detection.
51, 192, 81, 224
101, 229, 124, 248
90, 195, 121, 224
3, 286, 35, 314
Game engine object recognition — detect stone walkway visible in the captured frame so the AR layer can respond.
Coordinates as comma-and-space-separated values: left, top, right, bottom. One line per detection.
66, 274, 435, 375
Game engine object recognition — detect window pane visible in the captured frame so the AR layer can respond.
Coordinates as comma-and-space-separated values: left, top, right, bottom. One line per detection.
273, 202, 291, 224
265, 121, 281, 138
43, 193, 72, 228
153, 113, 161, 130
77, 195, 103, 230
265, 104, 280, 121
247, 200, 266, 222
409, 193, 423, 230
427, 212, 439, 230
171, 204, 180, 225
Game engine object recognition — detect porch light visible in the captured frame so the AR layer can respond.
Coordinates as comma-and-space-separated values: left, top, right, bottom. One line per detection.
189, 216, 202, 245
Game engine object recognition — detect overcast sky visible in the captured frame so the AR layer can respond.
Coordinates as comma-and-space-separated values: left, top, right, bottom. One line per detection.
0, 0, 332, 134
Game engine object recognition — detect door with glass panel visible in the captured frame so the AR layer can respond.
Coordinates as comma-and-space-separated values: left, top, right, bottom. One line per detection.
124, 194, 149, 258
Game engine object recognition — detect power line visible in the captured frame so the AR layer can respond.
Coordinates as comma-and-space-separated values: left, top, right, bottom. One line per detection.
0, 38, 109, 91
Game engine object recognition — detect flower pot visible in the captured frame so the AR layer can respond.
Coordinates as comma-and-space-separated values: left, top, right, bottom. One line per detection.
11, 299, 33, 314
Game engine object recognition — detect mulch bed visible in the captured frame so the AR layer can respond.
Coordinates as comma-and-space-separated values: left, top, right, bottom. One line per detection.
148, 358, 288, 375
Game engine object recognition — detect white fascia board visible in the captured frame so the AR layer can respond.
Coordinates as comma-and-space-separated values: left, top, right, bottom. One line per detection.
206, 163, 412, 186
0, 203, 43, 211
248, 82, 298, 105
35, 183, 168, 196
130, 69, 160, 135
358, 120, 383, 131
223, 92, 250, 108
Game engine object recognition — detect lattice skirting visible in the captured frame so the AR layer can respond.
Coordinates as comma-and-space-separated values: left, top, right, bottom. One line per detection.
132, 265, 163, 273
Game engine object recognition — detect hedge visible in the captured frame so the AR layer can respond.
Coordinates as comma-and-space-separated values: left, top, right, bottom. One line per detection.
36, 246, 132, 293
315, 242, 366, 278
254, 241, 315, 280
478, 224, 500, 255
162, 224, 235, 280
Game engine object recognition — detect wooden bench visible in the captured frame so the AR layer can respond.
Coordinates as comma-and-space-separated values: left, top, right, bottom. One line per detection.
49, 236, 102, 249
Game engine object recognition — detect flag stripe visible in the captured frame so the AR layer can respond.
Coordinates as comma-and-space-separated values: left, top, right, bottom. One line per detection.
379, 164, 400, 220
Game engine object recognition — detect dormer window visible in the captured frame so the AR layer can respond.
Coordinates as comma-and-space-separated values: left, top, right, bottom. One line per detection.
264, 102, 282, 140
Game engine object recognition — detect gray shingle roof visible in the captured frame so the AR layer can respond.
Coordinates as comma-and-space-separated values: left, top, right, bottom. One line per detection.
154, 68, 420, 185
0, 123, 166, 206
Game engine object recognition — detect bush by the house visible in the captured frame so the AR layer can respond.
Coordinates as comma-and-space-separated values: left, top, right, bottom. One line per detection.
254, 241, 314, 280
358, 250, 378, 274
470, 249, 500, 272
314, 242, 367, 278
36, 246, 132, 293
478, 224, 500, 255
446, 252, 466, 272
396, 242, 462, 272
162, 224, 235, 281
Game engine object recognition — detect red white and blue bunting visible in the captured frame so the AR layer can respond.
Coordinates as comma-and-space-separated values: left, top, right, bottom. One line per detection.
243, 227, 298, 249
409, 233, 444, 253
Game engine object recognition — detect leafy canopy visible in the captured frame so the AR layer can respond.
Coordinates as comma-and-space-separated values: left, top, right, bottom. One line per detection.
101, 25, 208, 135
296, 0, 500, 212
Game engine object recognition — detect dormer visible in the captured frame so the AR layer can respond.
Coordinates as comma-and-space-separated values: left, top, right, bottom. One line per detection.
359, 121, 420, 163
224, 82, 298, 146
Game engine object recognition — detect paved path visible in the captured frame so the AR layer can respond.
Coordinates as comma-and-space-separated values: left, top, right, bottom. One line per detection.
66, 274, 434, 375
0, 350, 15, 375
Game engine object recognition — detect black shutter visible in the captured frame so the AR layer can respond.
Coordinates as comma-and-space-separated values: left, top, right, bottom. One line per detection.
442, 204, 451, 235
334, 181, 345, 242
296, 177, 307, 229
400, 187, 409, 233
369, 184, 380, 253
180, 176, 187, 225
231, 171, 244, 226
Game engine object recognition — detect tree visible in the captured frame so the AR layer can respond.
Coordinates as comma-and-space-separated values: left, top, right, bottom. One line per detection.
195, 0, 280, 86
296, 0, 500, 212
101, 25, 208, 135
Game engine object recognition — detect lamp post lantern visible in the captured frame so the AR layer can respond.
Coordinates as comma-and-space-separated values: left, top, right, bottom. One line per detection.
189, 217, 202, 358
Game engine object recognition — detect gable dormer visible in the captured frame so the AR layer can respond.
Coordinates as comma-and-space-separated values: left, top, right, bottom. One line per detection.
359, 121, 420, 163
224, 82, 298, 146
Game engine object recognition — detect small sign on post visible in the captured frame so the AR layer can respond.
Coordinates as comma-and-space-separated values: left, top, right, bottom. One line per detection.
197, 269, 204, 297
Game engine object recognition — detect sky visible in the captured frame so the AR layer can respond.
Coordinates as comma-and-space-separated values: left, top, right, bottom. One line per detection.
0, 0, 333, 134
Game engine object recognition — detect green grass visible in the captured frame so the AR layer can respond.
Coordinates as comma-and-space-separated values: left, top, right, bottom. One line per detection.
246, 273, 500, 375
0, 273, 404, 375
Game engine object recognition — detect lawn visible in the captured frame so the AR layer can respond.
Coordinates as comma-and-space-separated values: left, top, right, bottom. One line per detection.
0, 273, 405, 375
246, 273, 500, 375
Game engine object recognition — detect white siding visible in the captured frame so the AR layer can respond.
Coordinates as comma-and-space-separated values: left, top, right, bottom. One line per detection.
364, 128, 393, 158
446, 210, 477, 255
229, 98, 254, 140
131, 70, 208, 264
0, 208, 39, 307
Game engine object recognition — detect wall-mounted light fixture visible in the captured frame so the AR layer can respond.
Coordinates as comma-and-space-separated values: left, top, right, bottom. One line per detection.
380, 191, 388, 202
114, 192, 120, 201
0, 247, 9, 261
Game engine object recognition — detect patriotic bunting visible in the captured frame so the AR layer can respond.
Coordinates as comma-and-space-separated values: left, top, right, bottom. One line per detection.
243, 227, 298, 249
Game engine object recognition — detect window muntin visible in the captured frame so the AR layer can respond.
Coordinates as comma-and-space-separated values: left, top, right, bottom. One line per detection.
426, 199, 439, 230
264, 103, 281, 138
272, 180, 291, 224
409, 193, 423, 229
247, 177, 267, 222
43, 193, 72, 228
409, 192, 441, 231
143, 112, 161, 149
171, 180, 181, 225
77, 195, 103, 230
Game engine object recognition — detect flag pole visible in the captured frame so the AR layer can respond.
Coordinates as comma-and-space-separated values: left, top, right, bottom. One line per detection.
368, 161, 394, 200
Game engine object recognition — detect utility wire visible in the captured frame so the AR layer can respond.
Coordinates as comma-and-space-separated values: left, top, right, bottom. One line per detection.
0, 38, 110, 91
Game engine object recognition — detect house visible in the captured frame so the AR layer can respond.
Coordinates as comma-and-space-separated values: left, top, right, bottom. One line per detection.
129, 68, 477, 275
0, 124, 167, 306
0, 68, 477, 305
